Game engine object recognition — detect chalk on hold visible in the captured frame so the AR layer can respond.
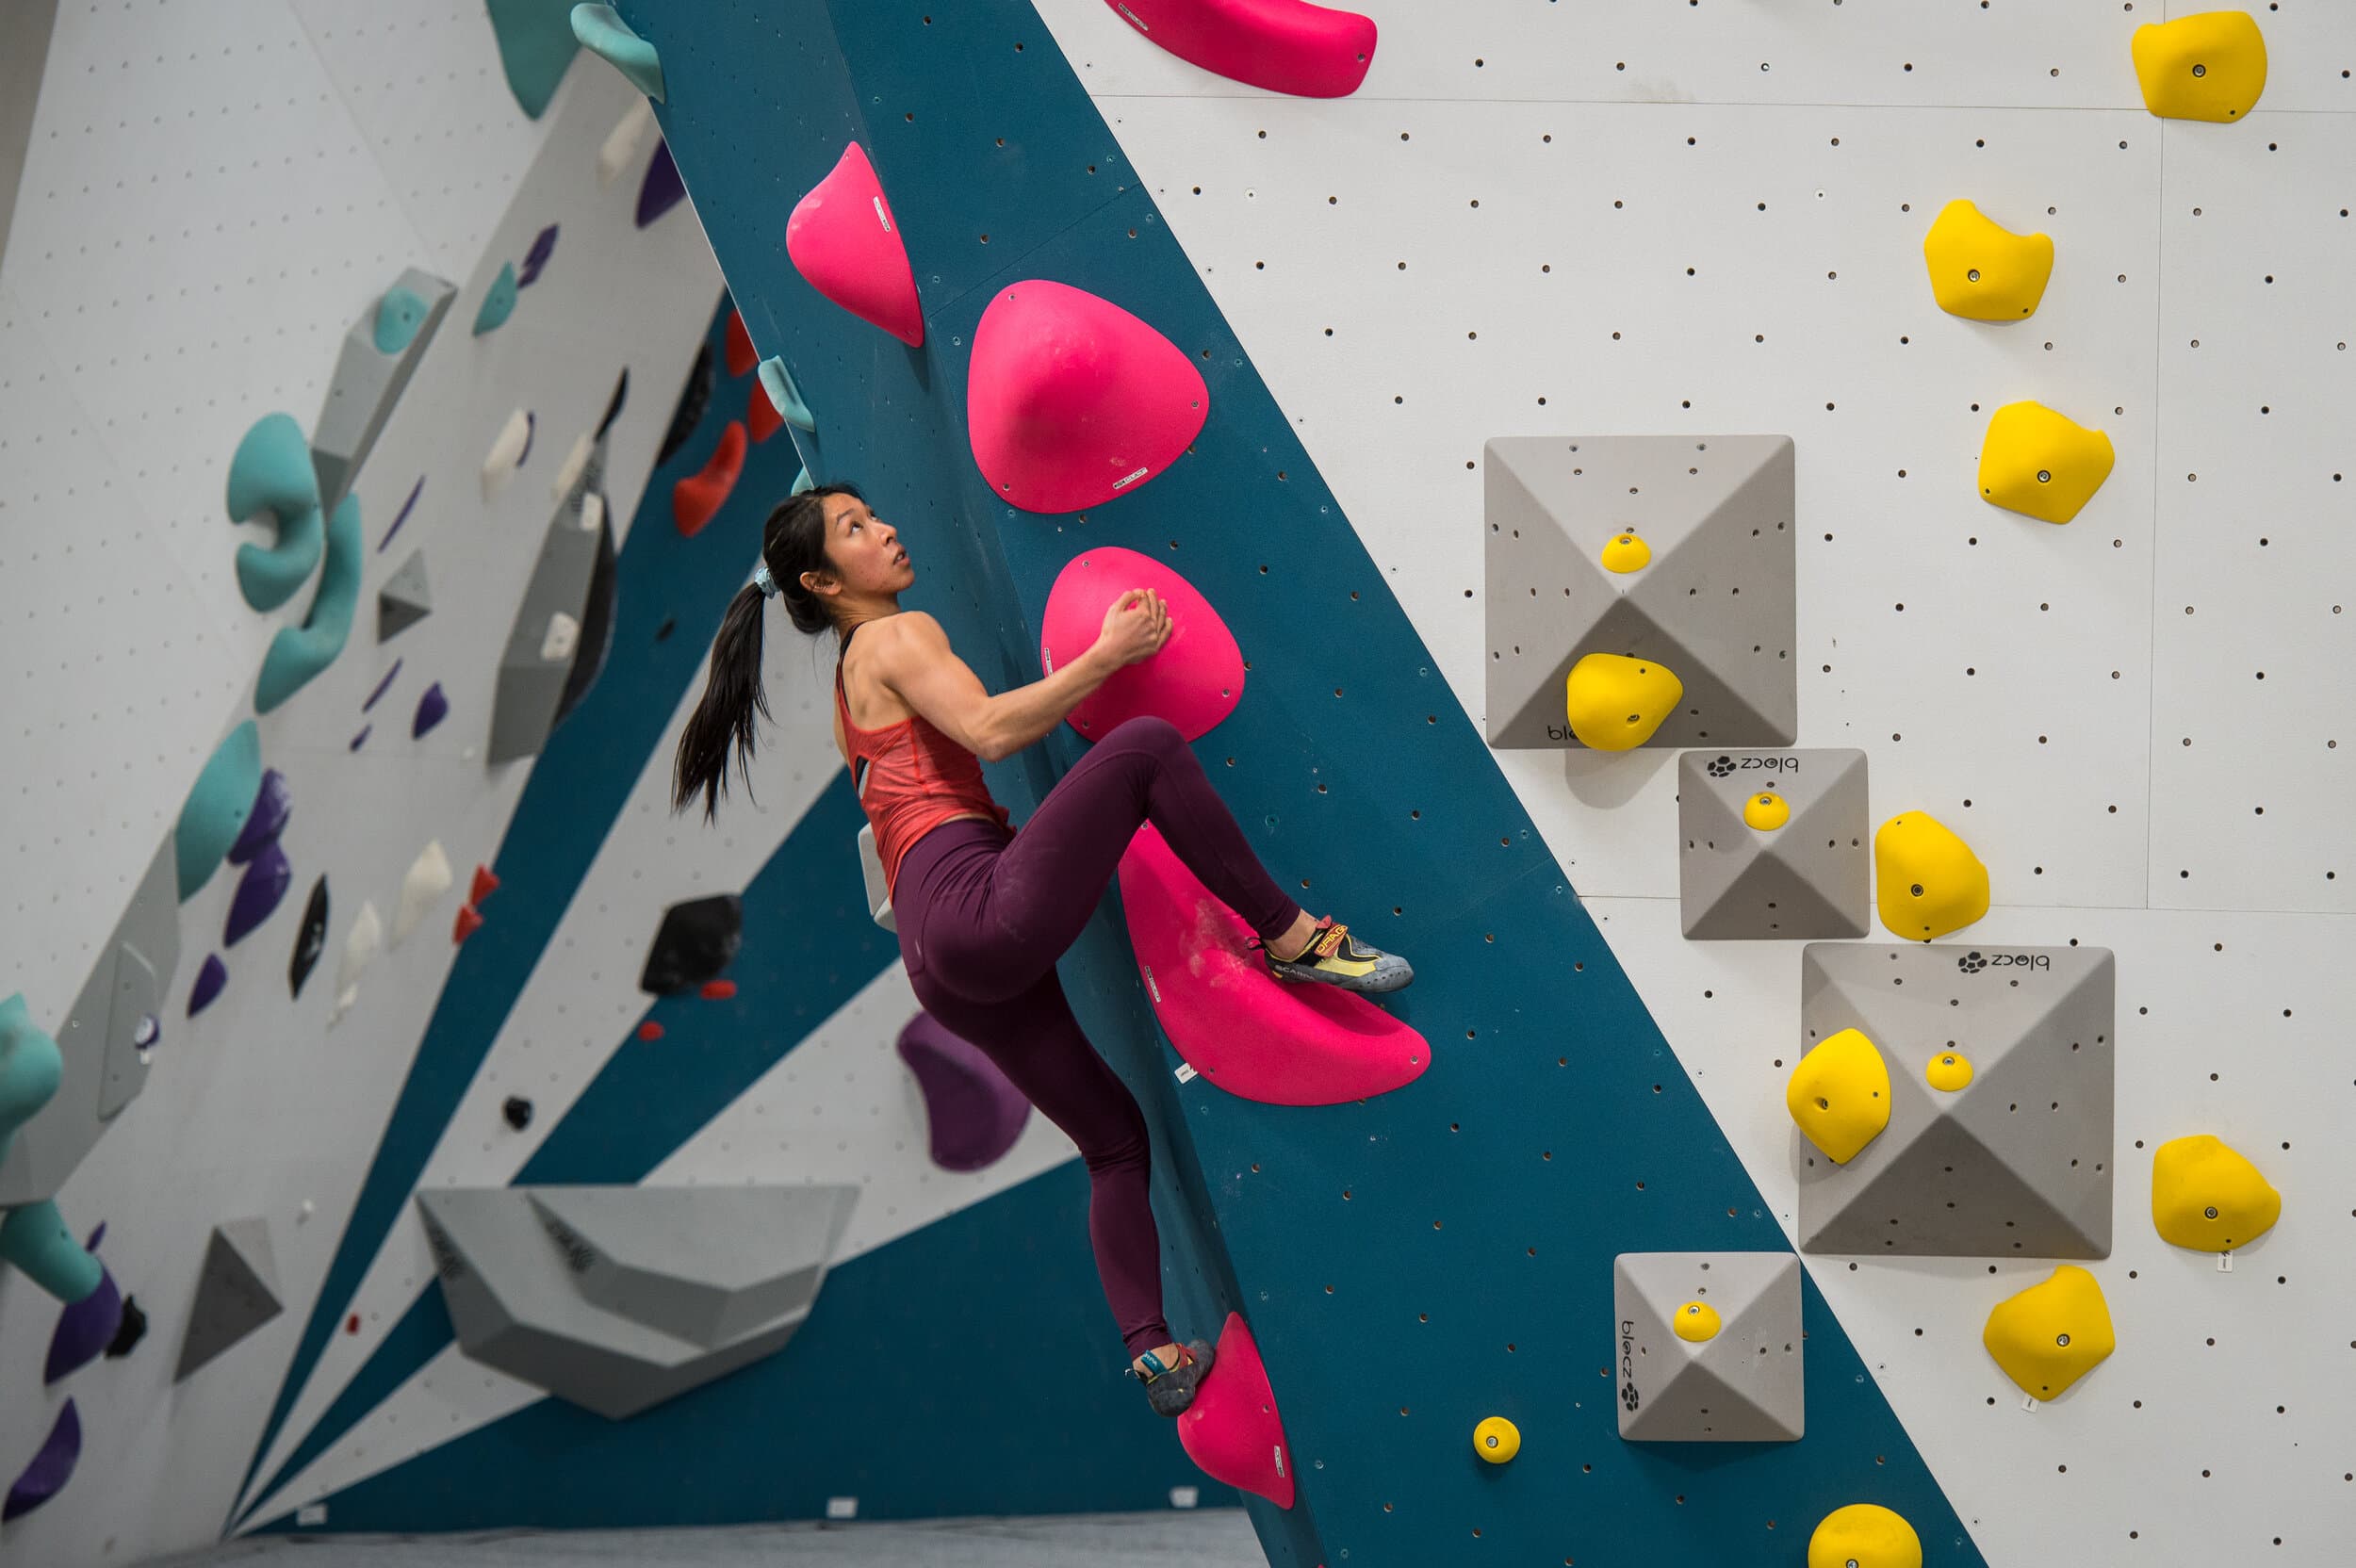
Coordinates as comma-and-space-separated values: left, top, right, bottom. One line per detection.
379, 548, 433, 643
638, 893, 744, 995
787, 141, 924, 347
331, 900, 382, 1026
175, 721, 263, 900
755, 356, 815, 433
1472, 1415, 1520, 1464
1785, 1026, 1890, 1165
1982, 1265, 2115, 1399
186, 955, 227, 1018
1598, 530, 1649, 573
225, 412, 324, 613
673, 421, 746, 537
598, 98, 657, 186
1562, 651, 1682, 751
1808, 1503, 1921, 1568
289, 877, 329, 999
1977, 400, 2114, 525
393, 841, 453, 948
2132, 11, 2266, 122
483, 408, 532, 498
724, 309, 756, 378
0, 994, 64, 1169
1873, 810, 1988, 940
1175, 1312, 1295, 1508
636, 139, 687, 228
1104, 0, 1379, 98
2151, 1134, 2281, 1251
570, 4, 665, 100
226, 769, 292, 868
256, 493, 363, 713
967, 280, 1208, 514
1039, 547, 1245, 742
2, 1397, 79, 1523
224, 842, 292, 948
1922, 199, 2054, 321
0, 1200, 103, 1304
896, 1011, 1031, 1172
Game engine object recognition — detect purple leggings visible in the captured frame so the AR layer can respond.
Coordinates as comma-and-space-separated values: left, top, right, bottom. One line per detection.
892, 715, 1299, 1359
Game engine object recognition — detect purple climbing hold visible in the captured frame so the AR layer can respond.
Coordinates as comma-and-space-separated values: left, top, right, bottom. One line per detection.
188, 954, 227, 1017
3, 1398, 80, 1522
224, 841, 292, 947
518, 222, 559, 286
413, 681, 449, 739
224, 769, 292, 867
636, 139, 686, 228
350, 725, 371, 752
517, 409, 535, 466
377, 473, 423, 554
43, 1262, 122, 1385
363, 659, 402, 713
895, 1011, 1031, 1172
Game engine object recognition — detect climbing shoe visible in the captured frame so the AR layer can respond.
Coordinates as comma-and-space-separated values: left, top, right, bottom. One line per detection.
1130, 1339, 1215, 1418
1254, 917, 1414, 994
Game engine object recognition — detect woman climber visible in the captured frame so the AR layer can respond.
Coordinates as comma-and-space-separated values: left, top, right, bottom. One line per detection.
671, 483, 1415, 1417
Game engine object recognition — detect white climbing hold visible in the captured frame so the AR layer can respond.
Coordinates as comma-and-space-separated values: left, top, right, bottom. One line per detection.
482, 409, 531, 499
331, 900, 383, 1026
540, 612, 581, 662
597, 98, 658, 187
393, 841, 453, 947
552, 432, 595, 500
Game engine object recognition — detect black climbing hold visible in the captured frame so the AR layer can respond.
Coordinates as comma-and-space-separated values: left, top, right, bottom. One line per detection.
656, 340, 714, 467
106, 1296, 147, 1359
654, 615, 676, 643
501, 1096, 533, 1131
638, 893, 744, 995
596, 367, 630, 439
289, 876, 329, 999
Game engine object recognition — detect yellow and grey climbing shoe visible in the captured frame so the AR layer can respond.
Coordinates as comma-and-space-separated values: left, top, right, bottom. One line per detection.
1130, 1339, 1215, 1418
1254, 918, 1414, 994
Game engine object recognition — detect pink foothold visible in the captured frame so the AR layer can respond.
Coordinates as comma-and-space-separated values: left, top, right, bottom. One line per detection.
1040, 547, 1243, 742
1176, 1312, 1295, 1509
1116, 825, 1428, 1107
1103, 0, 1378, 99
787, 142, 924, 347
966, 279, 1207, 514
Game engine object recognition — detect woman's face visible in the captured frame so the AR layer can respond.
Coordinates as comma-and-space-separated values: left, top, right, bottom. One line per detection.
813, 493, 913, 598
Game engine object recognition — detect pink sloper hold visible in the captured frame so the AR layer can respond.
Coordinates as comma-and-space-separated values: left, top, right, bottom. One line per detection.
1116, 825, 1427, 1107
1103, 0, 1377, 99
787, 142, 924, 347
966, 280, 1207, 514
1177, 1312, 1294, 1509
1041, 547, 1242, 742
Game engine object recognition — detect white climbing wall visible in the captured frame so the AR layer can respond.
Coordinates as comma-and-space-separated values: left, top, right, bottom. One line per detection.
1031, 0, 2356, 1562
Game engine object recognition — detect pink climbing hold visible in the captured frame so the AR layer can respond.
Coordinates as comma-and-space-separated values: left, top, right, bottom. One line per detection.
1040, 546, 1243, 742
1176, 1312, 1295, 1509
672, 421, 746, 538
966, 280, 1206, 514
1103, 0, 1378, 99
1116, 825, 1427, 1107
787, 141, 924, 348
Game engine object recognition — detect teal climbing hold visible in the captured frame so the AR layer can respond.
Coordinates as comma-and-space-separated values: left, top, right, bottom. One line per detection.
791, 465, 815, 497
0, 994, 63, 1170
473, 262, 519, 337
224, 412, 324, 613
374, 286, 431, 354
570, 4, 664, 102
256, 493, 363, 714
0, 1200, 103, 1304
175, 720, 263, 900
757, 356, 815, 433
486, 0, 581, 120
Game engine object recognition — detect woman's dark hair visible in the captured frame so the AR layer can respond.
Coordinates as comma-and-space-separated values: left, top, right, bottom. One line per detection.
671, 482, 866, 821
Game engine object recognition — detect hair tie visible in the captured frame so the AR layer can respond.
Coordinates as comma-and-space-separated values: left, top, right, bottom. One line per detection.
751, 562, 779, 598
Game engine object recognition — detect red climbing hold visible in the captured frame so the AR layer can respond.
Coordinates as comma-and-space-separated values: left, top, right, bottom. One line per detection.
636, 1021, 664, 1042
451, 904, 484, 944
1176, 1312, 1295, 1509
345, 1313, 361, 1335
723, 307, 757, 377
1103, 0, 1378, 99
1116, 825, 1428, 1107
469, 864, 500, 905
672, 421, 747, 538
1041, 546, 1244, 742
699, 978, 737, 1001
745, 377, 784, 445
786, 141, 924, 348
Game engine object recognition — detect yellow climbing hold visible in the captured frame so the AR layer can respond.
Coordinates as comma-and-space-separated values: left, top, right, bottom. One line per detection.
2132, 11, 2267, 123
1472, 1415, 1521, 1464
1600, 530, 1651, 573
1808, 1503, 1922, 1568
1671, 1299, 1722, 1343
1977, 400, 2116, 525
1873, 811, 1989, 941
1925, 1051, 1975, 1092
1982, 1266, 2115, 1400
1563, 652, 1683, 751
1922, 199, 2054, 322
2151, 1134, 2282, 1252
1785, 1027, 1890, 1166
1742, 791, 1790, 831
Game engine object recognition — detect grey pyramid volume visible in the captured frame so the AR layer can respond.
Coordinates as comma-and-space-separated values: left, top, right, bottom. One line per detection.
176, 1217, 283, 1380
1679, 749, 1869, 939
1614, 1252, 1803, 1443
417, 1183, 859, 1419
1483, 435, 1796, 750
1796, 942, 2117, 1259
311, 267, 455, 513
377, 549, 433, 643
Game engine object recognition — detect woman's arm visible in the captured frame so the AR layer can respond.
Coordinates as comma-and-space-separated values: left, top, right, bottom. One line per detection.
880, 612, 1120, 763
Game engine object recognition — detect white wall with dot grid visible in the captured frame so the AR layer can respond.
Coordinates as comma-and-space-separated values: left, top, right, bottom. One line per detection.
1033, 0, 2355, 1561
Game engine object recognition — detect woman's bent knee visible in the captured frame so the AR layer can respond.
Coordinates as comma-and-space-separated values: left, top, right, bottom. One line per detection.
1104, 713, 1183, 754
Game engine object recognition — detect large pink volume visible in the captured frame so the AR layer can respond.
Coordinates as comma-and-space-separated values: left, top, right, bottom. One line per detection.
1040, 547, 1243, 742
1177, 1312, 1295, 1509
786, 142, 924, 347
966, 280, 1207, 514
1116, 825, 1427, 1107
1103, 0, 1377, 98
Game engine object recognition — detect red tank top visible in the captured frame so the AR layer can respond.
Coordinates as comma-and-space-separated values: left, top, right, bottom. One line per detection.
834, 625, 1011, 899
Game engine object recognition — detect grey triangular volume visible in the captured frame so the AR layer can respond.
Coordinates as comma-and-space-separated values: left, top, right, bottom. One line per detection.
1679, 749, 1870, 939
378, 549, 433, 643
174, 1218, 284, 1380
1613, 1252, 1803, 1443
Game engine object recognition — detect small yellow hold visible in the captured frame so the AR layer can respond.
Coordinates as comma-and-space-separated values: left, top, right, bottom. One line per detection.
1472, 1415, 1521, 1464
1671, 1299, 1722, 1343
1742, 790, 1790, 831
1808, 1503, 1922, 1568
1563, 652, 1683, 751
2132, 11, 2267, 122
1925, 1051, 1975, 1092
1922, 199, 2054, 322
1785, 1027, 1891, 1166
1599, 530, 1652, 573
1977, 400, 2116, 525
2151, 1134, 2282, 1252
1983, 1265, 2116, 1400
1873, 811, 1990, 941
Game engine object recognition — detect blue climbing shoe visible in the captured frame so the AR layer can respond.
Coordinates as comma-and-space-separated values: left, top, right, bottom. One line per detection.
1130, 1338, 1215, 1418
1255, 917, 1414, 994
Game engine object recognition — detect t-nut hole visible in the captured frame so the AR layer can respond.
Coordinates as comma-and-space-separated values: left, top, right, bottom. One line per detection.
2192, 63, 2207, 77
2037, 469, 2053, 483
1910, 883, 1926, 897
1968, 269, 1981, 282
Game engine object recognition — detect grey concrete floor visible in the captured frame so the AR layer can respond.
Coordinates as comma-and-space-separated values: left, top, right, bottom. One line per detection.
154, 1511, 1267, 1567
